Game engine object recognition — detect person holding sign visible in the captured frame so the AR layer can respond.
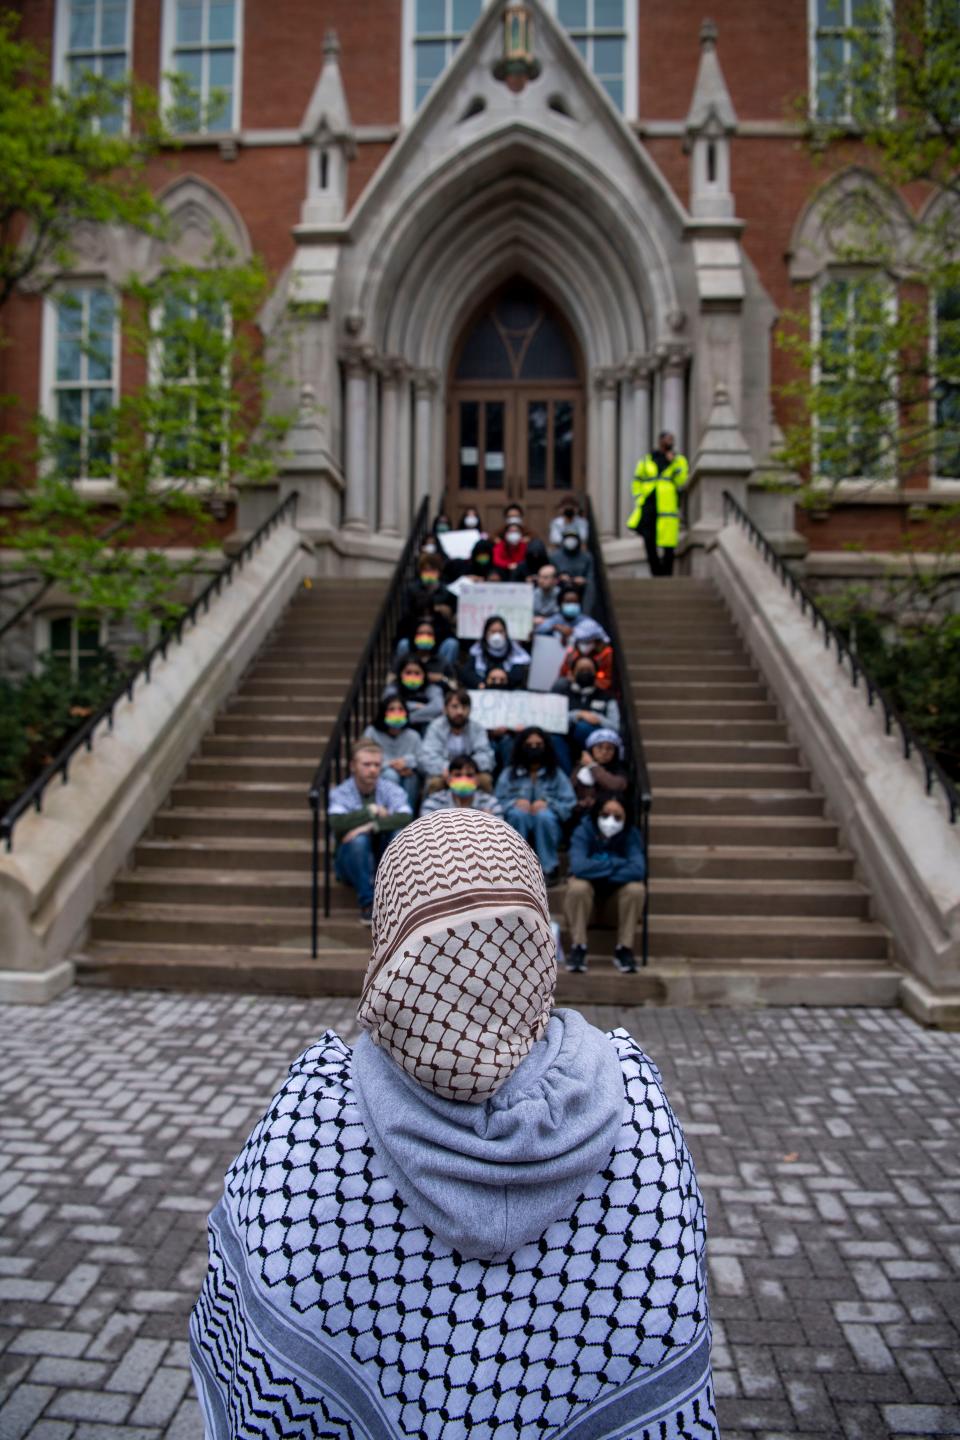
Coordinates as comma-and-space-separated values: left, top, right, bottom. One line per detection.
552, 654, 621, 771
461, 615, 530, 688
564, 796, 647, 975
495, 727, 576, 885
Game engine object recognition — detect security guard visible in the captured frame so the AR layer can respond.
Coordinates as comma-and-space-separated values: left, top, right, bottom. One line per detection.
626, 431, 689, 576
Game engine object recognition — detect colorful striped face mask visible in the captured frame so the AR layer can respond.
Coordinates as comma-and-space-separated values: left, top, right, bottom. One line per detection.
449, 777, 478, 797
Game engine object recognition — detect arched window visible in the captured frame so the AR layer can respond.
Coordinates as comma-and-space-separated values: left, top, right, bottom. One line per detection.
454, 283, 579, 382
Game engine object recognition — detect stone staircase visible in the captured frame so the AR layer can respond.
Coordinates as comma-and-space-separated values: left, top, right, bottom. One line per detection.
610, 576, 899, 1006
76, 573, 900, 1008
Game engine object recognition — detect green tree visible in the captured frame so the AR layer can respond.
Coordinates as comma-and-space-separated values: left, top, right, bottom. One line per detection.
778, 0, 960, 493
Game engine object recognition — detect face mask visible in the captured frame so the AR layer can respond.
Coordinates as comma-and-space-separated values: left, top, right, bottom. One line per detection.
487, 679, 508, 689
422, 541, 438, 554
401, 676, 422, 691
574, 671, 595, 689
464, 516, 480, 529
563, 509, 576, 521
561, 602, 580, 620
475, 554, 490, 567
563, 537, 579, 553
385, 714, 407, 730
577, 641, 596, 656
486, 632, 508, 654
421, 574, 439, 588
598, 815, 625, 839
414, 636, 434, 651
522, 744, 545, 765
449, 777, 477, 797
505, 528, 522, 545
436, 523, 450, 534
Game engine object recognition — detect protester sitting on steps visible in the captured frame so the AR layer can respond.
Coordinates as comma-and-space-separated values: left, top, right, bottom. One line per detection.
495, 726, 576, 885
573, 727, 629, 818
191, 808, 716, 1439
531, 562, 561, 627
548, 526, 595, 612
328, 739, 412, 924
457, 504, 484, 532
564, 796, 646, 975
461, 614, 530, 687
362, 696, 423, 812
406, 553, 458, 630
476, 664, 522, 771
394, 616, 459, 680
383, 657, 446, 732
548, 498, 590, 548
419, 689, 495, 795
551, 653, 621, 772
559, 617, 615, 692
420, 754, 503, 817
444, 534, 495, 585
492, 516, 528, 578
535, 584, 586, 640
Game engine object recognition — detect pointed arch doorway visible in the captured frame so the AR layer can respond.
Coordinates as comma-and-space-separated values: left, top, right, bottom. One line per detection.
446, 280, 585, 537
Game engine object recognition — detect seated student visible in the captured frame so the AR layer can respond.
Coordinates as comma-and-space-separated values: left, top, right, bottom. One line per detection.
406, 554, 458, 631
548, 498, 590, 548
521, 536, 549, 580
475, 663, 521, 771
457, 505, 485, 534
492, 513, 528, 578
363, 696, 423, 811
559, 617, 615, 692
420, 688, 495, 794
383, 657, 446, 731
432, 511, 453, 540
420, 754, 504, 817
564, 796, 646, 975
552, 652, 621, 769
536, 584, 585, 642
531, 562, 561, 628
328, 739, 412, 923
461, 614, 530, 688
494, 726, 576, 885
549, 527, 596, 613
443, 534, 495, 585
394, 615, 458, 677
573, 727, 628, 817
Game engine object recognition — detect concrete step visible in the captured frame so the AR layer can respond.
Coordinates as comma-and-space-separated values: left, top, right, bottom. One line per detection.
634, 700, 780, 722
653, 788, 823, 817
649, 844, 856, 881
639, 720, 787, 741
114, 869, 336, 909
227, 697, 344, 716
642, 740, 798, 764
647, 763, 811, 791
650, 815, 840, 847
631, 682, 769, 702
152, 807, 313, 839
186, 758, 317, 784
135, 837, 320, 870
214, 716, 342, 737
239, 679, 353, 696
90, 901, 890, 960
627, 665, 758, 682
201, 736, 332, 759
170, 781, 306, 809
649, 878, 870, 918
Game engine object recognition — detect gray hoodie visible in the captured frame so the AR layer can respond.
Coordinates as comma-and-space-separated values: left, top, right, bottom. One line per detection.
352, 1007, 625, 1260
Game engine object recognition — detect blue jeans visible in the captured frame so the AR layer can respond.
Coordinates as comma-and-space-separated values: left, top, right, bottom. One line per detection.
504, 806, 561, 877
334, 833, 382, 907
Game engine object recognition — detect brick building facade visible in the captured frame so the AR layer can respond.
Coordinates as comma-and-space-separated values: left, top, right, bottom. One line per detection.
4, 0, 956, 597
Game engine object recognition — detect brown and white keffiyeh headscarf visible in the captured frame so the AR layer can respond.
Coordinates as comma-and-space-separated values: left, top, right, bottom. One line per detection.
357, 809, 557, 1104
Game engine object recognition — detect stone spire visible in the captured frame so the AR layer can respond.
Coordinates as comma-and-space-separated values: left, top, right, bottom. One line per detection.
300, 29, 356, 226
684, 19, 737, 220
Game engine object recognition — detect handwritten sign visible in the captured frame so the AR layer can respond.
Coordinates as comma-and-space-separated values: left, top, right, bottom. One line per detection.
436, 528, 480, 561
468, 690, 569, 734
456, 581, 534, 640
527, 633, 567, 692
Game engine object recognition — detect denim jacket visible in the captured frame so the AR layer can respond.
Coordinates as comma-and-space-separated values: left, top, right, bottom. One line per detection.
494, 765, 576, 821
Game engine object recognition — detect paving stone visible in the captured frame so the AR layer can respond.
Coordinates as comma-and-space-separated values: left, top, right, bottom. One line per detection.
129, 1368, 189, 1427
46, 1390, 132, 1424
23, 1424, 77, 1440
0, 1384, 55, 1440
882, 1404, 960, 1434
28, 1360, 108, 1388
7, 1332, 91, 1360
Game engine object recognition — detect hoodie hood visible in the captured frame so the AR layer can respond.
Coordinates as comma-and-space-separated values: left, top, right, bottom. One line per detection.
352, 1008, 625, 1260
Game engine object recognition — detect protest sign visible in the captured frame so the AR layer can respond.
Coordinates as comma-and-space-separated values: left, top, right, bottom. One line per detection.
467, 690, 569, 734
456, 581, 534, 640
527, 633, 567, 692
436, 528, 478, 561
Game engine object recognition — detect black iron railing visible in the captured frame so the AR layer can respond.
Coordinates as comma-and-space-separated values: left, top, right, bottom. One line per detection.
585, 498, 654, 966
0, 490, 300, 851
308, 497, 430, 954
723, 489, 958, 825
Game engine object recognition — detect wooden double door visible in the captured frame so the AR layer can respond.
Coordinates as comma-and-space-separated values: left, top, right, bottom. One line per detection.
444, 281, 586, 539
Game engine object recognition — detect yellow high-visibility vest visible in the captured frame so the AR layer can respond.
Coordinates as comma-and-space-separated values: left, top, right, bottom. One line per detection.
626, 452, 689, 546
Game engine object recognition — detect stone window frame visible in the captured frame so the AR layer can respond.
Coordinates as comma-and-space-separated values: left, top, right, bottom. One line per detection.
146, 283, 234, 488
807, 0, 891, 124
41, 282, 121, 491
53, 0, 133, 135
930, 285, 960, 489
810, 267, 899, 487
33, 611, 110, 680
400, 0, 638, 122
160, 0, 244, 135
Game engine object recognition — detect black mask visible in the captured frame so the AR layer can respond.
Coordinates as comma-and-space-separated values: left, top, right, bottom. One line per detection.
522, 743, 545, 765
574, 671, 595, 688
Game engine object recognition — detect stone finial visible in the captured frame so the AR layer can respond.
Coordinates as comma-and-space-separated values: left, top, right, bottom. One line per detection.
699, 18, 718, 49
685, 17, 737, 136
323, 28, 341, 60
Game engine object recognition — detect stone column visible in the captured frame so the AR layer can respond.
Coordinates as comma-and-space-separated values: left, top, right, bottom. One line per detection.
593, 367, 620, 540
630, 356, 653, 464
397, 374, 413, 532
379, 358, 408, 537
366, 365, 380, 530
413, 369, 440, 509
661, 345, 689, 453
343, 347, 372, 531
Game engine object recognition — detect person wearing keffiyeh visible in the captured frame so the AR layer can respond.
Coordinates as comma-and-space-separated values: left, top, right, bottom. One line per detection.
190, 809, 718, 1440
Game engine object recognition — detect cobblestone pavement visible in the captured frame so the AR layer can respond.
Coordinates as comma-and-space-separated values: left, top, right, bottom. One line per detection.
1, 992, 959, 1440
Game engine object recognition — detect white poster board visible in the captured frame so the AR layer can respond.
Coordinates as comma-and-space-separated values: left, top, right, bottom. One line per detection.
436, 528, 479, 561
527, 633, 567, 692
456, 581, 534, 640
468, 690, 569, 734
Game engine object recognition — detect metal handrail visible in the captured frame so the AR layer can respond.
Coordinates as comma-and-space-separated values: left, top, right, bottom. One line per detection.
308, 497, 431, 955
584, 498, 653, 967
723, 489, 958, 825
0, 490, 300, 851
